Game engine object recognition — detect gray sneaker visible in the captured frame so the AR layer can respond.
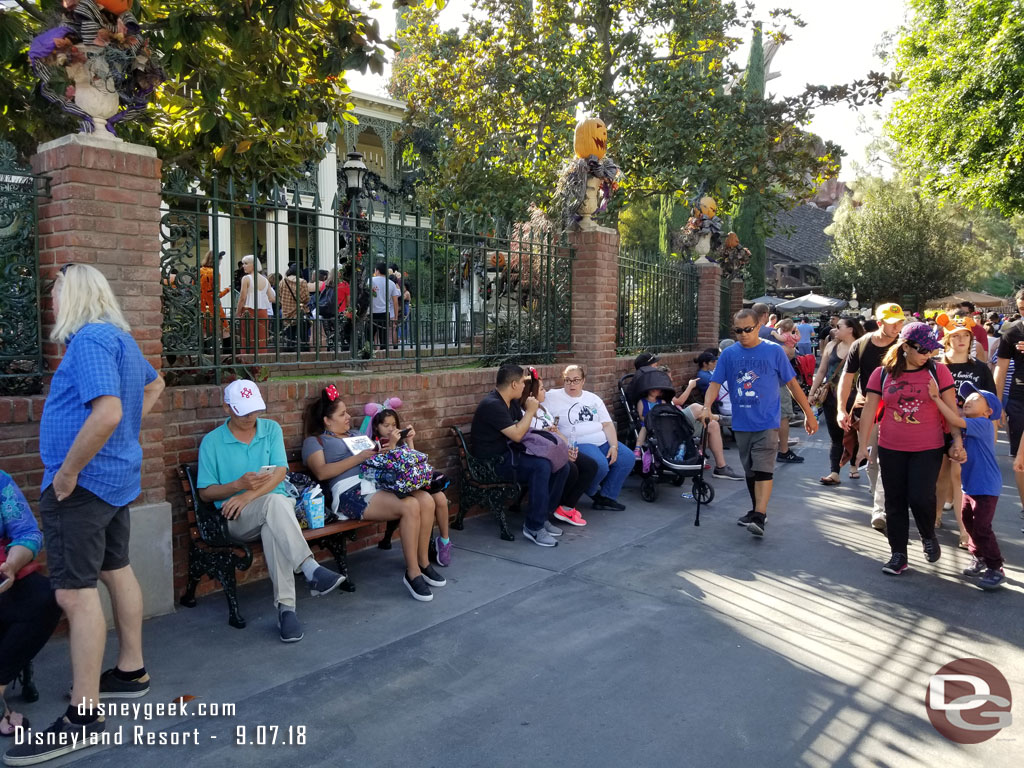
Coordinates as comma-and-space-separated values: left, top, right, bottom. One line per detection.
523, 525, 558, 547
543, 520, 563, 537
713, 465, 743, 481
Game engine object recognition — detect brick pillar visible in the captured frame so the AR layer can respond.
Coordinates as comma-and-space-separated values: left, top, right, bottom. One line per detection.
569, 227, 620, 395
695, 262, 721, 349
730, 278, 745, 320
31, 134, 172, 618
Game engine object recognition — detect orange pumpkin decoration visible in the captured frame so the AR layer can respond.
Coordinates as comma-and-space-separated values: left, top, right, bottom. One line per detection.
698, 196, 717, 217
97, 0, 132, 14
574, 117, 607, 160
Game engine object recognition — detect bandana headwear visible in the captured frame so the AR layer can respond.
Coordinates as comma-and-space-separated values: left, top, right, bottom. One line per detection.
324, 384, 339, 402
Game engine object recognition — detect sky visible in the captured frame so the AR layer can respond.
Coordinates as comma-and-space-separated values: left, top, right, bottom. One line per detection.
346, 0, 909, 181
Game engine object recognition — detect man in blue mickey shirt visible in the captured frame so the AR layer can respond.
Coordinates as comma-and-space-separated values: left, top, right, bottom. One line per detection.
702, 308, 818, 537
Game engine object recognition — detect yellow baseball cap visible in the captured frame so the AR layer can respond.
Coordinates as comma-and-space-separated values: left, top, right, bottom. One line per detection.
875, 302, 904, 324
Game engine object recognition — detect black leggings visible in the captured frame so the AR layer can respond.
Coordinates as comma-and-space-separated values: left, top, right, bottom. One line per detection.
0, 572, 62, 686
561, 451, 599, 509
877, 446, 944, 555
822, 391, 844, 474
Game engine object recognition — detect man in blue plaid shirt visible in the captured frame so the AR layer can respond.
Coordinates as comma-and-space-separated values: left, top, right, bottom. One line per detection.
5, 265, 164, 767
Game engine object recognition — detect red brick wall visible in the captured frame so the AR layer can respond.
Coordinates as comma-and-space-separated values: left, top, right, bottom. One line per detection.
0, 156, 728, 604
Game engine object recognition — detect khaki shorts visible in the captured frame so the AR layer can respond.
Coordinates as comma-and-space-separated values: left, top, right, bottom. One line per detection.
779, 384, 794, 419
735, 429, 780, 476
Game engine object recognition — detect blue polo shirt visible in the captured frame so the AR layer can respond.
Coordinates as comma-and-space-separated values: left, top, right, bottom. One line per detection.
40, 323, 158, 507
711, 339, 795, 431
961, 417, 1001, 497
197, 418, 289, 509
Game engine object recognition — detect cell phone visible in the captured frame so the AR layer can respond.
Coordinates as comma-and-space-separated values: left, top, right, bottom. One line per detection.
399, 427, 412, 438
259, 465, 276, 474
553, 415, 560, 426
0, 573, 9, 588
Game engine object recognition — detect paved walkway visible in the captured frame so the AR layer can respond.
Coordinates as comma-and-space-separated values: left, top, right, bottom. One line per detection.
10, 431, 1024, 767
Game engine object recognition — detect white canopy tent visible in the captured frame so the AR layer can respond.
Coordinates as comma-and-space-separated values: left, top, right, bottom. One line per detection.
773, 293, 848, 313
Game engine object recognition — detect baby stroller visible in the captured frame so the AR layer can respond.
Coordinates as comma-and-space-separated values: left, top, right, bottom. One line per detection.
617, 372, 714, 514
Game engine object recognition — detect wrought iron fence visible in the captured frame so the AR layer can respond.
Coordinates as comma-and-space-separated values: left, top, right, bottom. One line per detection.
159, 174, 572, 382
0, 142, 49, 395
719, 279, 733, 342
616, 248, 698, 353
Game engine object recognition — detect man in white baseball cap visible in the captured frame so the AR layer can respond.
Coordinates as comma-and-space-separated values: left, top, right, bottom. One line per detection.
197, 380, 345, 642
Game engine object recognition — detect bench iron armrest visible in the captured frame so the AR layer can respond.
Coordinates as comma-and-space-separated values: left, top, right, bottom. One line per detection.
182, 464, 241, 549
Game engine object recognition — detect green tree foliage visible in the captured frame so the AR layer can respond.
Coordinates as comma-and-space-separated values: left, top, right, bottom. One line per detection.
391, 0, 889, 219
821, 177, 973, 310
888, 0, 1024, 216
0, 0, 411, 185
618, 197, 660, 252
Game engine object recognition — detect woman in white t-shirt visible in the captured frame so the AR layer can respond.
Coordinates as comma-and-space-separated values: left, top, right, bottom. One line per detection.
542, 364, 636, 510
237, 254, 275, 352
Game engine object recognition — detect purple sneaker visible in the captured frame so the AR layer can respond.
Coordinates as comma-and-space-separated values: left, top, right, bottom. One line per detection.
434, 536, 452, 567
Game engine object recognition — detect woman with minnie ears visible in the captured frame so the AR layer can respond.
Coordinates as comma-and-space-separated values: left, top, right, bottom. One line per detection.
370, 409, 456, 566
302, 386, 445, 602
521, 366, 597, 527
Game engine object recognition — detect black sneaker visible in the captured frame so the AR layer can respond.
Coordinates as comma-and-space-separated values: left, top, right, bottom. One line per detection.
747, 513, 766, 537
98, 668, 150, 699
962, 556, 985, 577
737, 510, 755, 526
592, 494, 626, 511
419, 563, 446, 588
3, 716, 105, 766
882, 552, 909, 575
776, 451, 804, 463
403, 572, 433, 602
922, 537, 941, 563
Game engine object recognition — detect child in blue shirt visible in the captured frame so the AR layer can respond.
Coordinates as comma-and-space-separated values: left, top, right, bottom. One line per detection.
928, 380, 1006, 589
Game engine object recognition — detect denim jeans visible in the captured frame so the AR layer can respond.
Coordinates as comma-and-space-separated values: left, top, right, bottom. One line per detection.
578, 441, 636, 500
496, 452, 570, 531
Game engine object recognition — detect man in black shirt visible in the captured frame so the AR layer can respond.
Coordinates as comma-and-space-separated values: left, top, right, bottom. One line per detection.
836, 303, 905, 532
471, 364, 570, 547
994, 288, 1024, 519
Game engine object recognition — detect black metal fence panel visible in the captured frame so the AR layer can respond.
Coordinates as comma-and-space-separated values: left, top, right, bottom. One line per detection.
159, 175, 572, 382
617, 248, 698, 354
0, 141, 49, 395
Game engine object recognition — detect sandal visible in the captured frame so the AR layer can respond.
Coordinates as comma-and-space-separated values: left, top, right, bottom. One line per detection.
819, 475, 841, 486
0, 710, 28, 737
849, 469, 860, 479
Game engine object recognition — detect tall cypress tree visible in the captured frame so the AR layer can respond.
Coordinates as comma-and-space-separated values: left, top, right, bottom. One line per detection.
734, 24, 766, 296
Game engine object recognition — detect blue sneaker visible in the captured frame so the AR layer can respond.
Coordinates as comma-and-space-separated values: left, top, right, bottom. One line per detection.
307, 565, 346, 597
979, 568, 1006, 591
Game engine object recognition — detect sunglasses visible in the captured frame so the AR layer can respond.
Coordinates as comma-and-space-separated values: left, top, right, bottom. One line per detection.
59, 263, 74, 275
733, 325, 756, 335
905, 340, 933, 354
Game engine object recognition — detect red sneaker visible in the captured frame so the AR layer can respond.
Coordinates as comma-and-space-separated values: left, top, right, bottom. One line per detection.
553, 506, 587, 526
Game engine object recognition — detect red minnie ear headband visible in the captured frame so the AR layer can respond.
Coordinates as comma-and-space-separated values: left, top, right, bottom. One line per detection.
323, 384, 339, 401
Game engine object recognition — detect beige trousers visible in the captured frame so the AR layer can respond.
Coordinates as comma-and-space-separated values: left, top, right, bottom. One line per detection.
227, 494, 311, 608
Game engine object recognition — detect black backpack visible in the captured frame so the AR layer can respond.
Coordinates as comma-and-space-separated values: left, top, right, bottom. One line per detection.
316, 286, 337, 318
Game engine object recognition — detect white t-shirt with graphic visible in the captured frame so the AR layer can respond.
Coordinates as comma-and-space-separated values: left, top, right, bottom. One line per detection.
370, 275, 401, 315
543, 388, 611, 446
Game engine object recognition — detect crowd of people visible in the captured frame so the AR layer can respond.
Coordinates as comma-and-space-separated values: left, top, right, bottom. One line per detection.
3, 263, 1018, 766
197, 253, 412, 353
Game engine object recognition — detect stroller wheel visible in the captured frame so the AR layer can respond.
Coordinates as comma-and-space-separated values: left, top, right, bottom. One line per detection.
671, 474, 684, 487
640, 477, 658, 502
693, 479, 714, 505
